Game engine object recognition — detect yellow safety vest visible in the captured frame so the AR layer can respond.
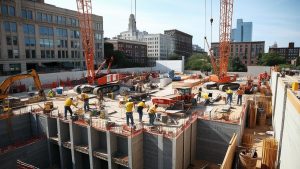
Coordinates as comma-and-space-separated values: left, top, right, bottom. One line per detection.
65, 98, 74, 106
125, 102, 134, 112
148, 105, 157, 114
137, 101, 146, 108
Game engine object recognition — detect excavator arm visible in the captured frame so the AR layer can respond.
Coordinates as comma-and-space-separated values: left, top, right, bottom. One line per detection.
0, 69, 43, 100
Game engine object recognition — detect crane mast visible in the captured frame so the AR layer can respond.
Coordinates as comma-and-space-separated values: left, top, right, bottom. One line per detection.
219, 0, 233, 77
76, 0, 95, 84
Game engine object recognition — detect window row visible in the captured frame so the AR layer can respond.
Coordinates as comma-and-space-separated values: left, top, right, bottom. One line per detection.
41, 50, 55, 58
6, 36, 18, 46
22, 9, 33, 20
40, 38, 54, 48
40, 26, 53, 36
25, 37, 36, 47
58, 50, 69, 58
26, 49, 36, 59
7, 49, 19, 59
4, 21, 17, 32
24, 24, 35, 34
36, 12, 53, 23
1, 5, 15, 16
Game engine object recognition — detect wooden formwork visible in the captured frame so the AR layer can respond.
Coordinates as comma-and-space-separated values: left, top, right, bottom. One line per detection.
220, 133, 237, 169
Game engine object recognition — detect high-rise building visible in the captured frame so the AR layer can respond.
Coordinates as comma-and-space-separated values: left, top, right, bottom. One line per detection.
141, 34, 174, 66
269, 42, 300, 63
231, 19, 252, 42
211, 41, 265, 66
164, 29, 193, 57
0, 0, 104, 75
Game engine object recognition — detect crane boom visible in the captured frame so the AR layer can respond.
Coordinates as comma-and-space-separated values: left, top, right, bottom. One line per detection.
219, 0, 234, 77
204, 37, 218, 75
76, 0, 95, 84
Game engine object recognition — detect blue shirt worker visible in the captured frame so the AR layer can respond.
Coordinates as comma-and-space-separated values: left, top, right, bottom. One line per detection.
125, 99, 135, 126
137, 99, 147, 122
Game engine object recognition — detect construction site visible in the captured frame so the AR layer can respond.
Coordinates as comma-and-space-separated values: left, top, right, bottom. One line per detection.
1, 0, 300, 169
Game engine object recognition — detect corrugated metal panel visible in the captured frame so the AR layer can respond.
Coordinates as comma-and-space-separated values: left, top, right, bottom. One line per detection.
279, 99, 300, 169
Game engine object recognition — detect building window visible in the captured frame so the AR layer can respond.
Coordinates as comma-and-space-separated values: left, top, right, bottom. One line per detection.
6, 36, 12, 45
70, 30, 80, 38
26, 50, 30, 58
4, 22, 17, 32
8, 6, 15, 16
57, 40, 68, 48
13, 49, 19, 58
41, 50, 45, 58
95, 33, 102, 40
51, 50, 54, 58
8, 50, 13, 58
23, 24, 35, 34
32, 50, 36, 58
24, 37, 36, 47
40, 26, 53, 36
22, 9, 33, 20
1, 5, 8, 15
9, 64, 21, 73
40, 38, 54, 48
56, 28, 67, 37
58, 51, 61, 58
12, 36, 18, 45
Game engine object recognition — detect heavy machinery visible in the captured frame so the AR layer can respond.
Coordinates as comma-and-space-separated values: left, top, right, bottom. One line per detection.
152, 87, 196, 109
0, 69, 46, 118
204, 0, 240, 91
75, 1, 121, 95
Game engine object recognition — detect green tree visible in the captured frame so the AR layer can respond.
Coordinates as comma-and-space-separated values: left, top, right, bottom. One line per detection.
258, 53, 285, 66
185, 53, 212, 71
104, 42, 114, 59
168, 53, 181, 60
228, 57, 247, 72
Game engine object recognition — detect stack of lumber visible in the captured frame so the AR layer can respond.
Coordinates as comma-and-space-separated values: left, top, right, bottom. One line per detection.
262, 138, 278, 169
242, 133, 254, 149
247, 100, 257, 129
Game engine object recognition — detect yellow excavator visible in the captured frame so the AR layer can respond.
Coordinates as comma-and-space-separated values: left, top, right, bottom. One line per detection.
0, 69, 46, 118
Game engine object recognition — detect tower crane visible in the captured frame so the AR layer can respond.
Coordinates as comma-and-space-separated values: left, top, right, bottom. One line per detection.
76, 0, 95, 84
204, 0, 240, 91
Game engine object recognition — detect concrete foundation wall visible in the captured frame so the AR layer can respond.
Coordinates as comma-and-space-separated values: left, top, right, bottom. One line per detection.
183, 125, 191, 169
129, 133, 143, 169
0, 139, 49, 169
0, 114, 32, 148
143, 132, 159, 169
196, 119, 241, 164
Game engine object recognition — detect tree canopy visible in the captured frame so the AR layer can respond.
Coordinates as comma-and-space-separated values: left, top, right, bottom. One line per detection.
228, 57, 247, 72
257, 53, 285, 66
185, 53, 212, 71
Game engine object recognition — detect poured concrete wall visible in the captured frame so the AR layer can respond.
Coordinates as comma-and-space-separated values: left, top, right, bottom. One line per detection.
129, 133, 143, 169
183, 125, 191, 169
196, 119, 241, 164
143, 132, 159, 169
0, 139, 49, 169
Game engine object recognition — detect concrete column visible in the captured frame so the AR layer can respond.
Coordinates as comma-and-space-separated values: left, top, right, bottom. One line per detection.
191, 121, 197, 164
158, 134, 163, 169
128, 133, 143, 169
57, 119, 64, 168
69, 122, 76, 169
87, 126, 94, 169
45, 116, 53, 166
106, 131, 117, 169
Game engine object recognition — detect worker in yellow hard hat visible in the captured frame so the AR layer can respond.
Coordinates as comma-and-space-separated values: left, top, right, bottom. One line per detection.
236, 87, 244, 106
64, 97, 77, 119
80, 92, 90, 112
226, 87, 233, 106
125, 98, 135, 126
202, 92, 209, 106
137, 99, 148, 122
148, 104, 158, 125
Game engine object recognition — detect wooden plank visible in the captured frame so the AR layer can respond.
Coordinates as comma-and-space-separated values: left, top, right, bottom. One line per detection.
220, 133, 237, 169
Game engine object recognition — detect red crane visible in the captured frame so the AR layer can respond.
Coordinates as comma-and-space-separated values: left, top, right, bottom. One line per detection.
204, 0, 239, 91
76, 0, 95, 84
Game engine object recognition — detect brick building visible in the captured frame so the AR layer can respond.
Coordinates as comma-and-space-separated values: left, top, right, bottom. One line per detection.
211, 41, 265, 66
105, 39, 147, 66
269, 42, 300, 64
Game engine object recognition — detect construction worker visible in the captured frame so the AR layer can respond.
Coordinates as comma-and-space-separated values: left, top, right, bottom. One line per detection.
81, 92, 90, 112
64, 97, 77, 119
137, 99, 148, 122
47, 89, 55, 98
197, 87, 202, 102
226, 87, 233, 106
97, 91, 104, 107
125, 98, 135, 126
202, 92, 209, 106
148, 104, 158, 125
236, 87, 244, 106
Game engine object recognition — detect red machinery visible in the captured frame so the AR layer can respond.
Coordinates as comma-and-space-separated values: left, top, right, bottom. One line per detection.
152, 87, 196, 108
258, 71, 270, 87
76, 0, 95, 84
204, 0, 240, 91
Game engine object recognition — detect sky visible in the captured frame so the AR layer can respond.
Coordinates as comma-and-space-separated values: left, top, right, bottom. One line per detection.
45, 0, 300, 51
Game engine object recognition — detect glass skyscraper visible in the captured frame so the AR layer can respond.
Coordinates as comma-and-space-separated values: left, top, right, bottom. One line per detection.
231, 19, 253, 42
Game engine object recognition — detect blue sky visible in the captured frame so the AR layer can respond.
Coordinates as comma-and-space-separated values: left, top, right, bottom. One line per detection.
46, 0, 300, 51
